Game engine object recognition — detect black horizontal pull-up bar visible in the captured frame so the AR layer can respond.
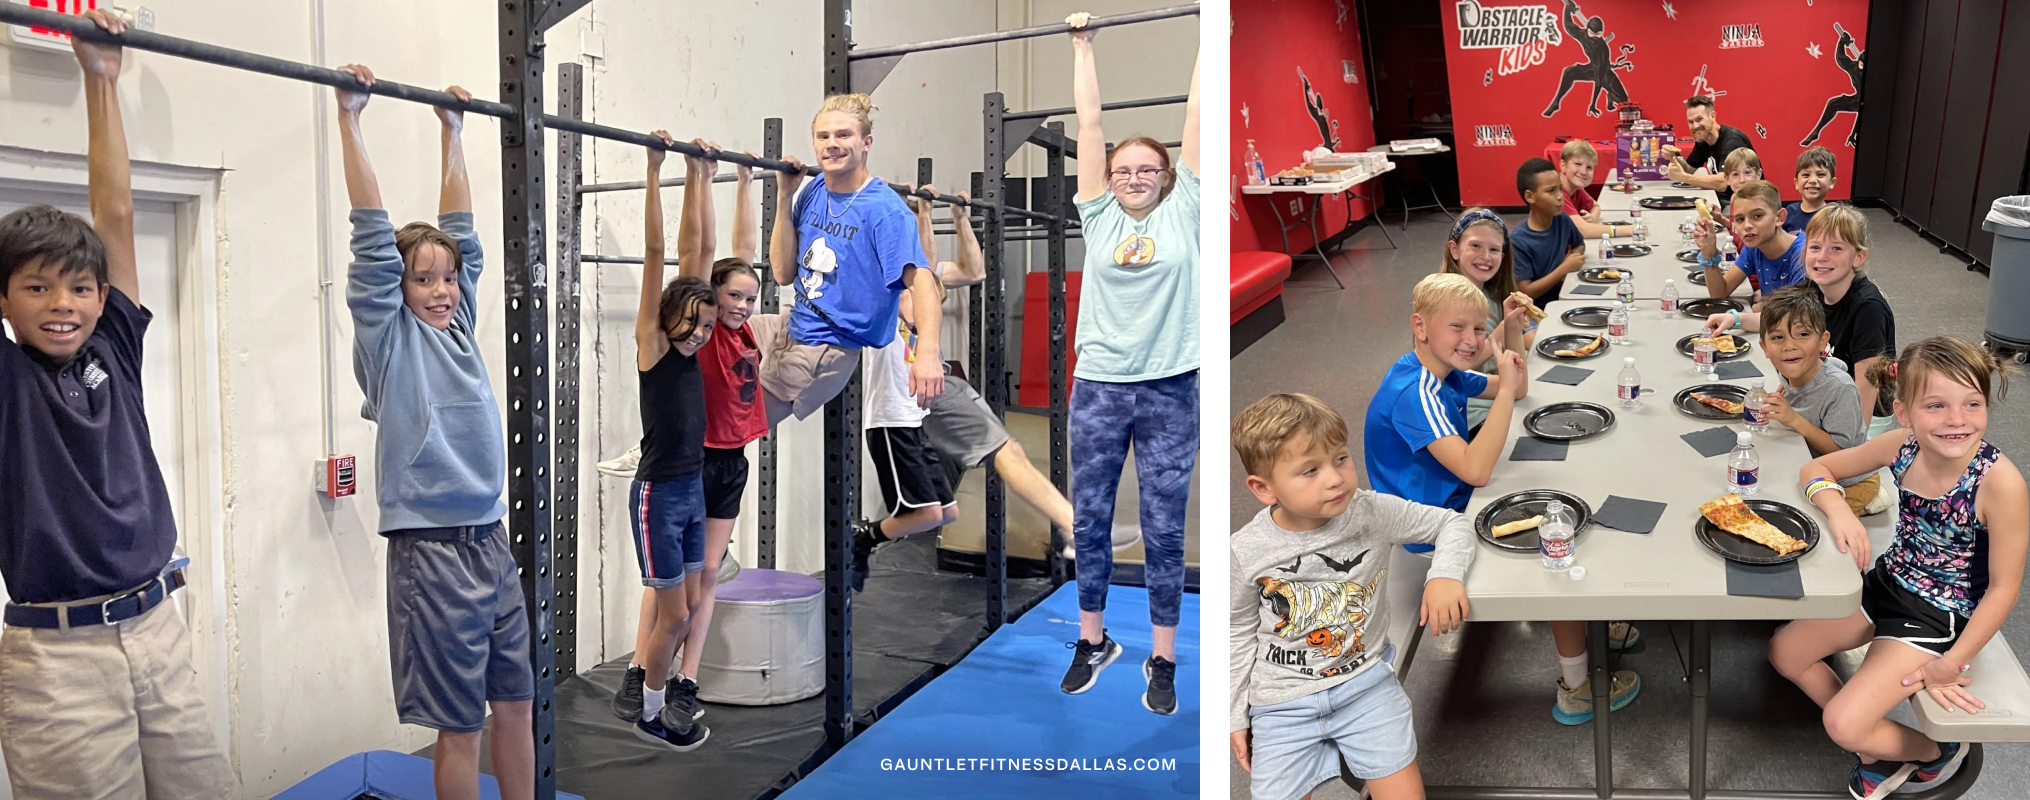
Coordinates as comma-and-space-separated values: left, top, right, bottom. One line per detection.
1006, 93, 1188, 122
578, 173, 740, 195
848, 4, 1200, 60
0, 3, 513, 118
547, 115, 1067, 223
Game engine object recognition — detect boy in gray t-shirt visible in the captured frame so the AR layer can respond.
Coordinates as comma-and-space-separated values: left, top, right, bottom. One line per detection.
1758, 286, 1882, 515
1230, 394, 1474, 800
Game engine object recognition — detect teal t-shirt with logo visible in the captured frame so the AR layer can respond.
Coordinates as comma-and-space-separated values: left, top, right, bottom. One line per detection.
1073, 164, 1201, 382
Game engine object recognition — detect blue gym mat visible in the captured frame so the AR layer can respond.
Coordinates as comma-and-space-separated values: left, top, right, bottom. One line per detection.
780, 583, 1200, 799
272, 750, 586, 800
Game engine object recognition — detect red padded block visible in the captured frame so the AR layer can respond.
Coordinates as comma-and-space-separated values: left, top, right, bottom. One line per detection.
1230, 251, 1291, 325
1019, 271, 1082, 409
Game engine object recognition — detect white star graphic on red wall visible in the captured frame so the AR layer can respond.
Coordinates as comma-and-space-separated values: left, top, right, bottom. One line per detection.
1806, 42, 1822, 59
1662, 1, 1677, 20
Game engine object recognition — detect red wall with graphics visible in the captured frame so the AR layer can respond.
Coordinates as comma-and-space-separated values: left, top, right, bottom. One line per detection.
1232, 0, 1378, 253
1441, 0, 1870, 208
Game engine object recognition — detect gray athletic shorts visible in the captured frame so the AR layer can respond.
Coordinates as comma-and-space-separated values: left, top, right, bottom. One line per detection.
923, 375, 1013, 490
386, 522, 535, 733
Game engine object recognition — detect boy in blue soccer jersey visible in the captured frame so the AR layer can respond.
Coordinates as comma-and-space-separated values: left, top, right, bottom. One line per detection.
1362, 273, 1642, 725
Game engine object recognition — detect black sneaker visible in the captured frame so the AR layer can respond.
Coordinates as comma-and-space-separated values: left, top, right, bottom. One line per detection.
1143, 656, 1178, 715
634, 709, 708, 752
669, 675, 705, 722
1060, 632, 1122, 694
612, 664, 646, 721
850, 519, 884, 593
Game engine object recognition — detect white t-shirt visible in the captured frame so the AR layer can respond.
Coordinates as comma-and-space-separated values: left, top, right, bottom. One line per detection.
864, 262, 942, 430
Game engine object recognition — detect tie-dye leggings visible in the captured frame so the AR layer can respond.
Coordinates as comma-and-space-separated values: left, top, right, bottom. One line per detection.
1070, 370, 1198, 628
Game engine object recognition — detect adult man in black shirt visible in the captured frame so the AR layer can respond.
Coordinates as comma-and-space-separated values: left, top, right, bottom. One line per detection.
1664, 95, 1753, 208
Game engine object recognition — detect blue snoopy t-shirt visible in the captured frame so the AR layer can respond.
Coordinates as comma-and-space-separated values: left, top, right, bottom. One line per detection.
785, 175, 925, 349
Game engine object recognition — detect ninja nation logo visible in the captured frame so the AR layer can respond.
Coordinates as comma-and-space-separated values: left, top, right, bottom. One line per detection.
1720, 23, 1765, 49
1474, 124, 1518, 147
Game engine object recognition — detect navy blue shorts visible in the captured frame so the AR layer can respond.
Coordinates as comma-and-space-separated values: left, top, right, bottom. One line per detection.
629, 476, 707, 589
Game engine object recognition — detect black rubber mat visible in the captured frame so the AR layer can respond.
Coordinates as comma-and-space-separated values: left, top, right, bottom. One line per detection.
424, 536, 1054, 800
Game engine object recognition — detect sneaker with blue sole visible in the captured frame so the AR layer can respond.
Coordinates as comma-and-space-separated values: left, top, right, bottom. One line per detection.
634, 709, 709, 752
1847, 757, 1916, 800
1552, 670, 1641, 726
1607, 621, 1642, 651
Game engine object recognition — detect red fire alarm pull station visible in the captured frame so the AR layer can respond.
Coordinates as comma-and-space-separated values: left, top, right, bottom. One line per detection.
322, 455, 357, 498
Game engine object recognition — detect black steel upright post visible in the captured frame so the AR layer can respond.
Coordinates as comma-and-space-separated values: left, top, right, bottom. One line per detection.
982, 92, 1009, 629
969, 171, 986, 384
551, 61, 584, 681
756, 117, 784, 569
821, 0, 859, 751
498, 0, 555, 795
1044, 121, 1070, 589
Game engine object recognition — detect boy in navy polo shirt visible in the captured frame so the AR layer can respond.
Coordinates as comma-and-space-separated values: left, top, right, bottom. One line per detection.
759, 93, 939, 427
334, 65, 535, 798
1509, 159, 1586, 305
0, 12, 234, 796
1784, 147, 1837, 235
1362, 273, 1642, 725
1696, 180, 1804, 303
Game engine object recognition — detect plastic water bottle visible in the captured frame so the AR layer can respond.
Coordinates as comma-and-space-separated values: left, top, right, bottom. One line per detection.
1616, 356, 1641, 408
1540, 501, 1576, 571
1693, 337, 1718, 374
1616, 272, 1636, 305
1601, 235, 1614, 261
1728, 431, 1761, 496
1661, 279, 1680, 314
1608, 303, 1631, 346
1744, 375, 1779, 433
1245, 140, 1267, 185
1632, 208, 1648, 242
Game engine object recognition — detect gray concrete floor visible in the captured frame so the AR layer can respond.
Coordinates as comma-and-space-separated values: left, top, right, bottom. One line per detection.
1228, 208, 2029, 799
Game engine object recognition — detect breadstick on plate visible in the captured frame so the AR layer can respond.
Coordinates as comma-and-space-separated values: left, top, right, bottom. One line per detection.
1493, 515, 1546, 538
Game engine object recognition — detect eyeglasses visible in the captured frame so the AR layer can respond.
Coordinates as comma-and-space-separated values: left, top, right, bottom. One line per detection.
1110, 167, 1165, 181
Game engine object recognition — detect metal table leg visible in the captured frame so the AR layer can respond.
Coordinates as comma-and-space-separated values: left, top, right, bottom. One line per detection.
1301, 194, 1346, 288
1262, 191, 1344, 289
1690, 621, 1711, 800
1342, 189, 1397, 250
1589, 621, 1615, 799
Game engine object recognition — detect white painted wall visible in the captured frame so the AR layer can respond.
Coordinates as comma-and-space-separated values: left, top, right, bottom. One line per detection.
0, 1, 1196, 795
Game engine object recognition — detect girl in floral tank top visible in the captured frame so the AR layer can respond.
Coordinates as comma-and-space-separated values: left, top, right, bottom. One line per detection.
1770, 337, 2026, 799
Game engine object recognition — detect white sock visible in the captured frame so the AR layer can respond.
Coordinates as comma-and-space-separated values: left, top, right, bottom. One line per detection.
1559, 654, 1589, 690
642, 687, 665, 722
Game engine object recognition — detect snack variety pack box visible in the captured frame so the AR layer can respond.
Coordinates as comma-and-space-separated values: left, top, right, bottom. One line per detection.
1618, 130, 1671, 180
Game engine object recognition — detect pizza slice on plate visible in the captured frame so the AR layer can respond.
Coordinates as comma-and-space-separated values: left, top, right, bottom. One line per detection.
1690, 392, 1744, 415
1556, 334, 1606, 358
1698, 494, 1807, 555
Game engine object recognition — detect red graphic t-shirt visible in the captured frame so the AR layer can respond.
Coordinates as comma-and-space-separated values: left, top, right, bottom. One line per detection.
1562, 186, 1596, 218
699, 321, 767, 449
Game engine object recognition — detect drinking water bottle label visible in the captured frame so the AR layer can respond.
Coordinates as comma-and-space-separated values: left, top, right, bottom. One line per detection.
1618, 383, 1640, 401
1660, 296, 1676, 312
1730, 466, 1759, 487
1609, 320, 1627, 338
1540, 536, 1574, 560
1743, 406, 1766, 426
1694, 346, 1716, 367
1618, 289, 1634, 304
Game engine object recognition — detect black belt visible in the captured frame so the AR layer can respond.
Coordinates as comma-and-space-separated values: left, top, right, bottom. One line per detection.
5, 561, 187, 631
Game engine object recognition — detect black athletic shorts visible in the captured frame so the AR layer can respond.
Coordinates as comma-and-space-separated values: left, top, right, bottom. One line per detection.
1861, 566, 1967, 657
702, 446, 749, 520
868, 426, 954, 517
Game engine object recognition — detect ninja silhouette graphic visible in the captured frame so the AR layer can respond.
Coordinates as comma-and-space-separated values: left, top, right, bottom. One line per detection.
1800, 23, 1865, 147
1541, 0, 1635, 118
1299, 67, 1341, 151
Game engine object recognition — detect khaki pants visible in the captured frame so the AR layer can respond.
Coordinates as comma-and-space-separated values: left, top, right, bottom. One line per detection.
1844, 471, 1884, 517
749, 312, 860, 426
0, 603, 233, 799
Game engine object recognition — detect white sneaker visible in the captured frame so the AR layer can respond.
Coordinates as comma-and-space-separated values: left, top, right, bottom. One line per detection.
597, 445, 642, 479
1862, 471, 1895, 516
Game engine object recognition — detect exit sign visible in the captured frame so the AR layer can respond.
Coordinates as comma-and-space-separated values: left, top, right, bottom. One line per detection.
5, 0, 102, 54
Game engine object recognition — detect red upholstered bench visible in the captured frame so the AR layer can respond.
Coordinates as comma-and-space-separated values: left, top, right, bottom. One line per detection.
1231, 251, 1292, 355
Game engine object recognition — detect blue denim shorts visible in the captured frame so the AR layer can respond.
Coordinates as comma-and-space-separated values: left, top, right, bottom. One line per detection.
1248, 647, 1416, 800
629, 476, 708, 588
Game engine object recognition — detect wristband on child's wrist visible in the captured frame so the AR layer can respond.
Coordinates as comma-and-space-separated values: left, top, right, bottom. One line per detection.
1806, 477, 1845, 500
1729, 310, 1742, 330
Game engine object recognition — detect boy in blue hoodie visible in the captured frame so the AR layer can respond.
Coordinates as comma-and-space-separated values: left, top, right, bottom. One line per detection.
336, 64, 534, 800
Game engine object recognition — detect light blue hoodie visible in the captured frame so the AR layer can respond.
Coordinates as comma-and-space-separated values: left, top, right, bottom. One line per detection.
347, 210, 507, 533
